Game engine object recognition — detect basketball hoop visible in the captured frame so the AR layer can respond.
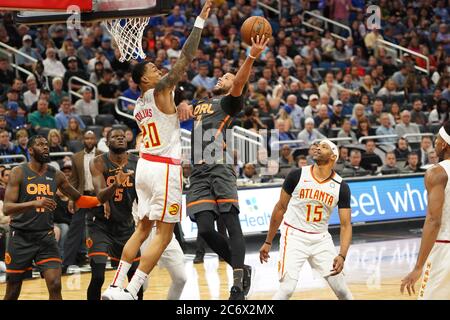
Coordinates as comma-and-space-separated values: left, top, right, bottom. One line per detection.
105, 17, 150, 62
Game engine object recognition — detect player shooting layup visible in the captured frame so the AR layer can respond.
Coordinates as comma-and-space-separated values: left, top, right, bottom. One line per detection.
103, 0, 212, 300
259, 140, 354, 300
401, 123, 450, 299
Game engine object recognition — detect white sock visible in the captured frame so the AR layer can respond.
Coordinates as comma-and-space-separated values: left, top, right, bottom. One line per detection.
126, 269, 148, 298
110, 260, 132, 288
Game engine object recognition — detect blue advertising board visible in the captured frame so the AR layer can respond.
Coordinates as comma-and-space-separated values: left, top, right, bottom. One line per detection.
180, 175, 427, 240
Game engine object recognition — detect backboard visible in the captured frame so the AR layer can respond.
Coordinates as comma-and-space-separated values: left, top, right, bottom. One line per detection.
5, 0, 173, 24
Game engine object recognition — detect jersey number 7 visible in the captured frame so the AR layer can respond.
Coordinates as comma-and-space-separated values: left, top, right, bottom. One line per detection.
141, 122, 161, 148
305, 204, 323, 222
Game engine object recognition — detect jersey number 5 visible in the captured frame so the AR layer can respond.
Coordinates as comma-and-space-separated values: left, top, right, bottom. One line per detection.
141, 122, 161, 148
306, 204, 323, 222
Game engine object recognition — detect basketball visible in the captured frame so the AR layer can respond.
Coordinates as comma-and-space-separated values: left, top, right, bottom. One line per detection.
240, 16, 272, 46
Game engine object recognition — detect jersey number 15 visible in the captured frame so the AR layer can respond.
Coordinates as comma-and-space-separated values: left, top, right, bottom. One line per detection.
141, 123, 161, 148
305, 204, 323, 222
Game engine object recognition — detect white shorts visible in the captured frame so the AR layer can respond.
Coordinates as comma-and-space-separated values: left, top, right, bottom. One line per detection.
278, 223, 337, 281
418, 242, 450, 300
135, 157, 183, 223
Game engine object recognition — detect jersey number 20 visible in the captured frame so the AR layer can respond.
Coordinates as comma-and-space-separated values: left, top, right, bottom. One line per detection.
141, 123, 161, 148
305, 204, 323, 222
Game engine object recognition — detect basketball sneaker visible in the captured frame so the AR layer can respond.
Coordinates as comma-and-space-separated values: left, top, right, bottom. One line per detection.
102, 286, 135, 300
228, 286, 245, 300
243, 265, 253, 296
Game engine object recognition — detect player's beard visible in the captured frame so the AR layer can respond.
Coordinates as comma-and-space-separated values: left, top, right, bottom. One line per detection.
110, 145, 127, 154
35, 152, 51, 164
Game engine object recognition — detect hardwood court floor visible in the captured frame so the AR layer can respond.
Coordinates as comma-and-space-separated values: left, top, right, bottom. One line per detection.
0, 237, 420, 300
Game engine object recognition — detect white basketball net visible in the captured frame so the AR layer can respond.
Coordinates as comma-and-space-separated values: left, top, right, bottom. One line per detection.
105, 17, 150, 62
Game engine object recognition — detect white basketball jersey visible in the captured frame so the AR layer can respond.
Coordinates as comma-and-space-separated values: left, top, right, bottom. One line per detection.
437, 160, 450, 241
284, 166, 346, 233
134, 89, 181, 159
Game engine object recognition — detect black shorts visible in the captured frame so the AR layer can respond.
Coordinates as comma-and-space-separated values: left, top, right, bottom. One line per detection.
5, 228, 61, 281
86, 217, 140, 266
186, 164, 239, 222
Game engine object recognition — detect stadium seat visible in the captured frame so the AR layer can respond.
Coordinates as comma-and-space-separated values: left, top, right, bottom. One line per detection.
408, 93, 422, 102
37, 127, 52, 138
95, 114, 116, 127
66, 140, 84, 153
429, 123, 441, 134
112, 124, 129, 132
79, 115, 94, 126
86, 125, 103, 140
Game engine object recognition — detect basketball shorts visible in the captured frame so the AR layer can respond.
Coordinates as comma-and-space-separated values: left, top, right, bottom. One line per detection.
131, 202, 185, 269
418, 241, 450, 300
5, 228, 62, 281
86, 217, 140, 265
277, 223, 339, 281
135, 157, 182, 223
187, 164, 239, 222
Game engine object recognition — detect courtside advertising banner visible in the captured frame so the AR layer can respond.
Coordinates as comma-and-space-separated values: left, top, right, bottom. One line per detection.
180, 175, 427, 240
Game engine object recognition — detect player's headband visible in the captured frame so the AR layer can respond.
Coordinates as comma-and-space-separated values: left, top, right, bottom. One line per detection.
439, 127, 450, 145
321, 139, 339, 162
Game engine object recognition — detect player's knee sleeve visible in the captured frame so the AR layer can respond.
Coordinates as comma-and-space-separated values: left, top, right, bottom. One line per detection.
326, 275, 353, 300
166, 264, 187, 300
273, 275, 297, 300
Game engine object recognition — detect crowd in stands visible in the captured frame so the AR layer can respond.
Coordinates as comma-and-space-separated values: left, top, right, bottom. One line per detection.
0, 0, 449, 188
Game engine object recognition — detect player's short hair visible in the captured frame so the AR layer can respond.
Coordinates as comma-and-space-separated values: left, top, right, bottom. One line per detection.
27, 135, 46, 149
132, 61, 151, 85
106, 127, 125, 141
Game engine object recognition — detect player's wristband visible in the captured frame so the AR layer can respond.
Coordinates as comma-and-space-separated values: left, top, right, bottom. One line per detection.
265, 241, 272, 246
338, 254, 346, 261
194, 17, 205, 29
248, 54, 257, 60
76, 196, 101, 208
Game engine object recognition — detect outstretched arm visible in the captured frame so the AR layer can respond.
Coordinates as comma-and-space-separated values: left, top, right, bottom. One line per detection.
154, 0, 212, 94
401, 165, 447, 296
221, 35, 271, 117
230, 35, 270, 97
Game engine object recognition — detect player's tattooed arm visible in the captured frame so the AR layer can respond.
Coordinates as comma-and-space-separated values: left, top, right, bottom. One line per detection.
154, 0, 212, 93
3, 166, 57, 216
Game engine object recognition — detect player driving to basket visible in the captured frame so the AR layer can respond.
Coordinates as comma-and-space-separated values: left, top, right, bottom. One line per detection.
259, 140, 354, 300
102, 0, 213, 300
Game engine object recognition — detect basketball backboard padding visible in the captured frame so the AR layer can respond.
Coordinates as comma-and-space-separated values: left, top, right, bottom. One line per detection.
12, 0, 173, 24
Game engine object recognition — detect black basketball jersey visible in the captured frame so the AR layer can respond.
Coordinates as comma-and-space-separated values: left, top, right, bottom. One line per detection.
102, 152, 138, 222
11, 164, 58, 232
191, 94, 242, 163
